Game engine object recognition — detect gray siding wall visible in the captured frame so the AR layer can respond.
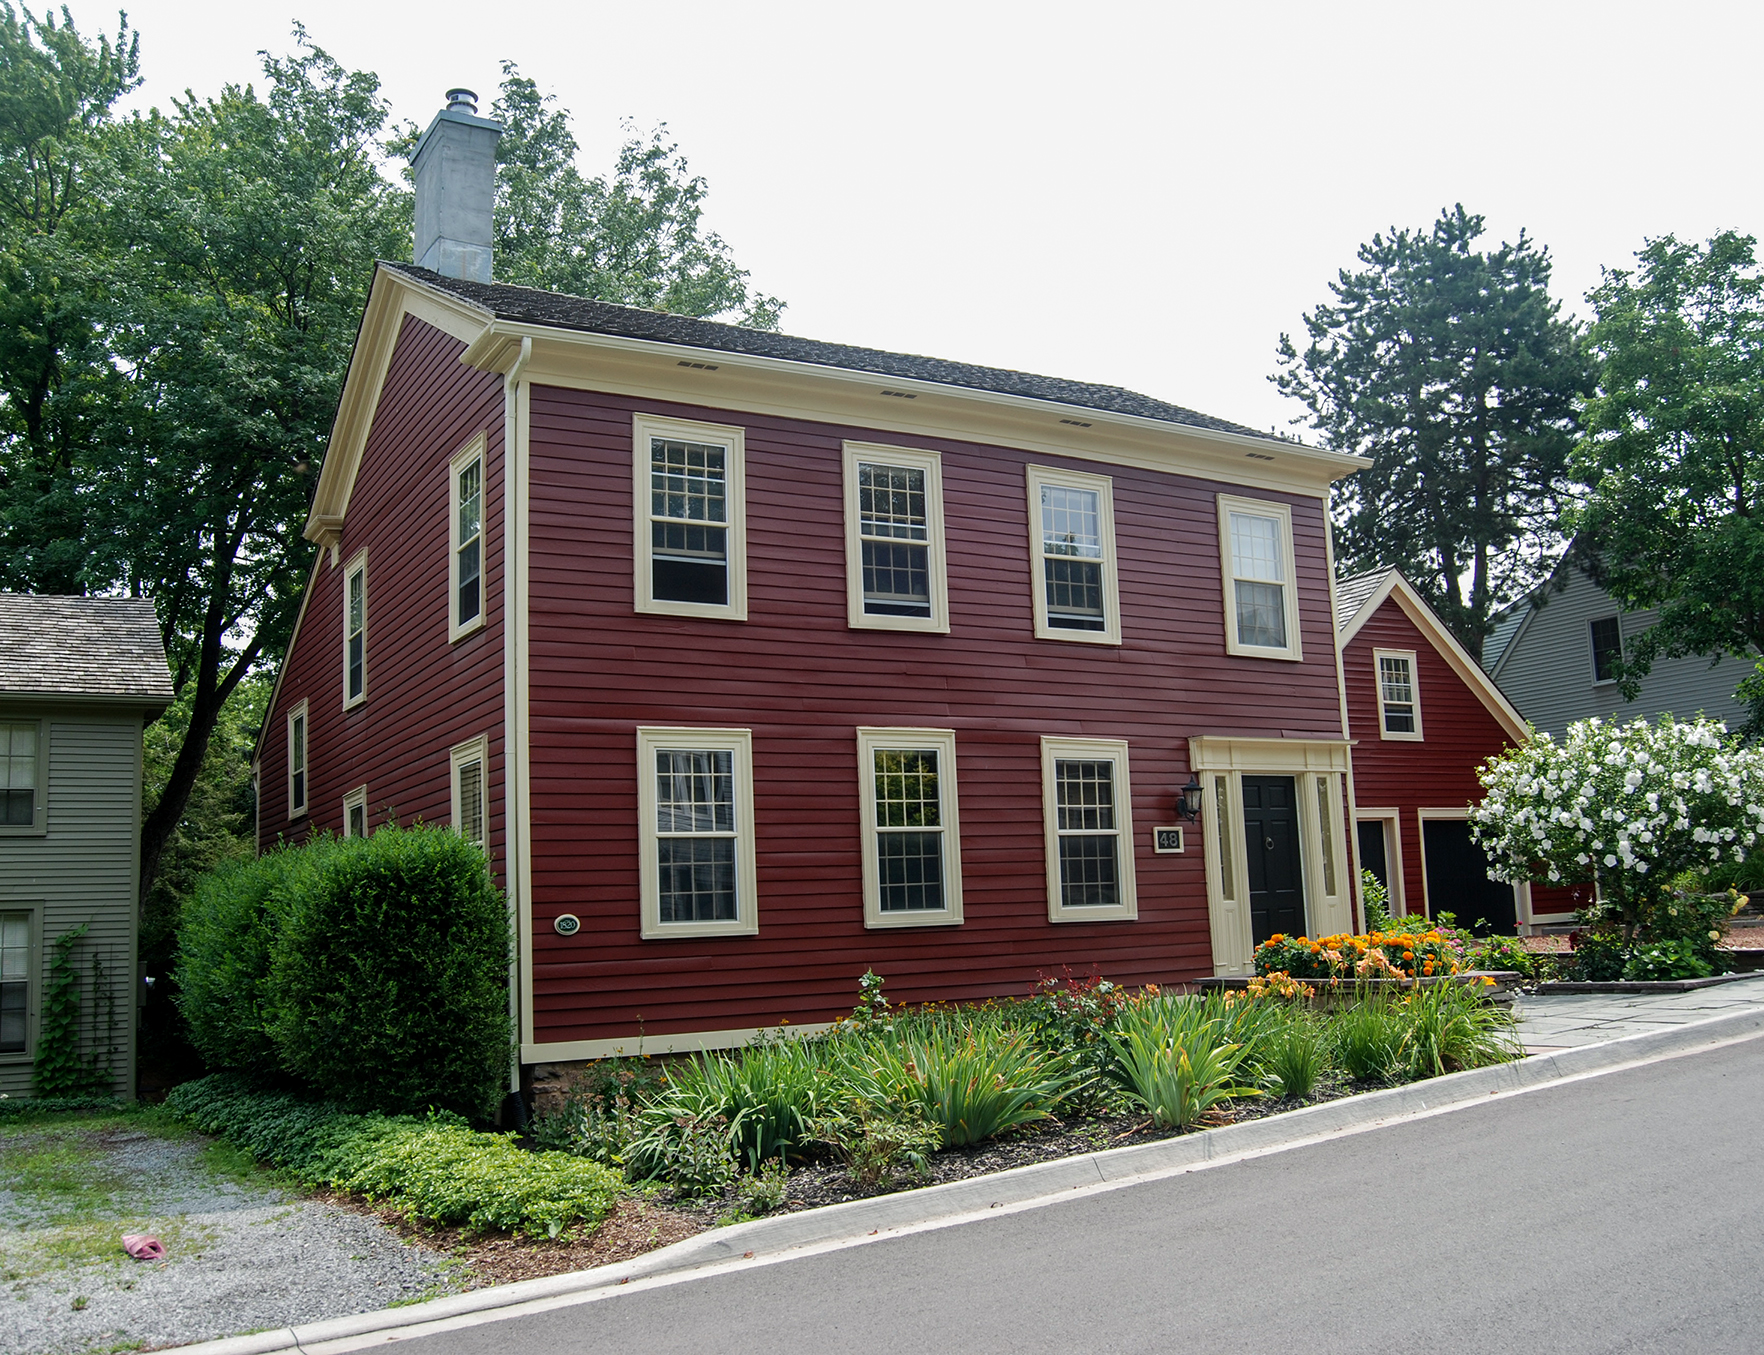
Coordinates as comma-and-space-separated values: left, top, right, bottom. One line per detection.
1493, 568, 1751, 738
0, 708, 141, 1097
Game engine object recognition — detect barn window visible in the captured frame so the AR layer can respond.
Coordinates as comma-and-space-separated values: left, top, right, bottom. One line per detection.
1041, 736, 1138, 922
450, 435, 486, 641
451, 735, 488, 847
1590, 616, 1623, 684
636, 727, 758, 938
843, 444, 950, 633
287, 700, 309, 819
343, 551, 367, 709
1218, 495, 1302, 661
342, 785, 367, 838
0, 720, 43, 832
0, 909, 31, 1054
634, 415, 748, 622
1374, 649, 1423, 740
856, 728, 963, 927
1027, 464, 1121, 645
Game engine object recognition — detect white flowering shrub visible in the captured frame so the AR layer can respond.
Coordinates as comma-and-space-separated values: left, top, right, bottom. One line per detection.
1469, 715, 1764, 940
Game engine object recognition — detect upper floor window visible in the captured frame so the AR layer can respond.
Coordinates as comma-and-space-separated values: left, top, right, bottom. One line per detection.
1218, 495, 1301, 661
636, 727, 758, 938
1040, 736, 1137, 922
1027, 464, 1121, 645
287, 700, 309, 819
856, 728, 963, 927
843, 444, 950, 633
451, 735, 487, 847
0, 720, 42, 833
343, 551, 367, 708
1590, 616, 1623, 684
450, 435, 486, 641
0, 909, 30, 1054
634, 414, 748, 621
1374, 648, 1423, 739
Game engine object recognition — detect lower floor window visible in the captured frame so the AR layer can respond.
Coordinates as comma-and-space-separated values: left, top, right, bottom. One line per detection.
857, 729, 964, 926
1041, 737, 1137, 922
638, 729, 758, 938
342, 786, 367, 839
0, 912, 28, 1054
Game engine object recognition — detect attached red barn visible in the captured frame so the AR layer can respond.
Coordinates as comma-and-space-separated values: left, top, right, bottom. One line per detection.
1337, 568, 1589, 931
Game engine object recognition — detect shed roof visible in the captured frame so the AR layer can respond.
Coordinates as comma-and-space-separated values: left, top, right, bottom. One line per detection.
0, 594, 175, 705
385, 264, 1273, 440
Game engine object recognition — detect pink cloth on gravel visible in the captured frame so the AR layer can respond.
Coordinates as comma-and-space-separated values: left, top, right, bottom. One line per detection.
121, 1234, 166, 1261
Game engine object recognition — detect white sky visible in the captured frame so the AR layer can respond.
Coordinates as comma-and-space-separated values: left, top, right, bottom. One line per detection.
92, 0, 1764, 439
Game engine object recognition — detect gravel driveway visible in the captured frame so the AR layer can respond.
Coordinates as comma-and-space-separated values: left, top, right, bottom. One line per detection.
1, 1120, 463, 1355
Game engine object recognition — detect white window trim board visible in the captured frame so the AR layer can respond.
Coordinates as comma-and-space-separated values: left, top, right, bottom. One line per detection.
1025, 463, 1122, 646
632, 413, 748, 622
342, 785, 368, 838
0, 716, 47, 837
342, 548, 368, 710
286, 699, 309, 820
0, 902, 42, 1064
635, 726, 759, 940
842, 443, 951, 634
1415, 806, 1525, 924
449, 433, 488, 644
1372, 647, 1424, 741
450, 734, 489, 844
855, 727, 964, 928
1040, 735, 1138, 922
1354, 808, 1408, 916
1216, 494, 1302, 661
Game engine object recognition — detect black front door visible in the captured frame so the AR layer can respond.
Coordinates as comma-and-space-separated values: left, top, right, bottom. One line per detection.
1244, 775, 1305, 943
1421, 818, 1517, 934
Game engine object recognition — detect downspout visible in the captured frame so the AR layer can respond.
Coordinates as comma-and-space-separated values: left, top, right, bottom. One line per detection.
502, 336, 532, 1105
1323, 517, 1365, 932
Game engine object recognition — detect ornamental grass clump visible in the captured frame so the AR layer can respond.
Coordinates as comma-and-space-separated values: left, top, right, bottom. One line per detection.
1256, 1016, 1328, 1100
1329, 991, 1408, 1082
855, 1025, 1080, 1147
1395, 977, 1520, 1078
1104, 997, 1260, 1130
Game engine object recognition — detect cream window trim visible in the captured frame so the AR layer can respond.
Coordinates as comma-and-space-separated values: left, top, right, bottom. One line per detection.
1416, 806, 1520, 924
0, 903, 42, 1063
342, 785, 368, 839
286, 699, 309, 820
1025, 464, 1121, 646
450, 734, 489, 847
855, 727, 963, 929
1040, 736, 1137, 922
1354, 808, 1408, 916
632, 413, 748, 622
1373, 648, 1423, 741
636, 726, 759, 940
449, 433, 487, 643
0, 716, 47, 837
1217, 494, 1302, 661
842, 443, 950, 634
342, 548, 368, 710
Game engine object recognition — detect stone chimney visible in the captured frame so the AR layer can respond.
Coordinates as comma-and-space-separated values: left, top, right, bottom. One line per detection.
410, 88, 502, 283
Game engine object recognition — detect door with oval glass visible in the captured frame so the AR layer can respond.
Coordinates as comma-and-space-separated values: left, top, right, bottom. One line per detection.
1244, 775, 1305, 944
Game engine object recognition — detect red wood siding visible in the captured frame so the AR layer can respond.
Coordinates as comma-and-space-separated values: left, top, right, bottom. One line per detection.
527, 387, 1348, 1046
259, 316, 508, 884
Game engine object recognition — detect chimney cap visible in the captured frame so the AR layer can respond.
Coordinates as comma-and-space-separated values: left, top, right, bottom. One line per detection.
445, 88, 478, 114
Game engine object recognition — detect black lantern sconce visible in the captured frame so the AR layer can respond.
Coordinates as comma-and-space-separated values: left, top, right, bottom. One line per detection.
1177, 775, 1204, 822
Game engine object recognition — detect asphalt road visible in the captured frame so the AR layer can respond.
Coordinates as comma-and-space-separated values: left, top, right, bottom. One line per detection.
403, 1036, 1764, 1354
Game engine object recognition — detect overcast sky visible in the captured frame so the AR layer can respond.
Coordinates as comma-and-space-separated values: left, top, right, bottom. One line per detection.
94, 0, 1764, 439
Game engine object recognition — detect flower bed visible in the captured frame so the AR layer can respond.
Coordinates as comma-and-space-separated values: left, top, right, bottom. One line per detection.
1254, 930, 1462, 981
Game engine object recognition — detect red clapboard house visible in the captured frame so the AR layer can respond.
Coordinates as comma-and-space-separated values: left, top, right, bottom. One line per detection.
255, 92, 1374, 1078
1337, 568, 1589, 933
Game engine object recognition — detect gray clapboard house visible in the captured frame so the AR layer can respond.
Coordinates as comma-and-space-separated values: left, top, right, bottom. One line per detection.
1485, 558, 1751, 738
1, 595, 173, 1098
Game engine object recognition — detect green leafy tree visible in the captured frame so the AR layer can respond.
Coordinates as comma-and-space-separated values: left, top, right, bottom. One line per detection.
488, 63, 782, 328
1274, 205, 1588, 659
1571, 232, 1764, 725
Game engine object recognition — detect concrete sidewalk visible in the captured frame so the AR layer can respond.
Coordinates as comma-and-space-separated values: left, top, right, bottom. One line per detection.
1515, 971, 1764, 1051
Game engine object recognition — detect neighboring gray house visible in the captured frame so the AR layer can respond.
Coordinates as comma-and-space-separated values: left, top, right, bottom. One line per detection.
1485, 558, 1752, 738
1, 595, 173, 1099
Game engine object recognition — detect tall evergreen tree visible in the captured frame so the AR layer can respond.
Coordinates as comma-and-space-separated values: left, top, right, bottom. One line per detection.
1274, 205, 1588, 659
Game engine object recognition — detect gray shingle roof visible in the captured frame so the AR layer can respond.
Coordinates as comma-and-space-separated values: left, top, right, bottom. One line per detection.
388, 264, 1272, 440
1335, 567, 1394, 632
0, 594, 174, 704
1481, 601, 1531, 675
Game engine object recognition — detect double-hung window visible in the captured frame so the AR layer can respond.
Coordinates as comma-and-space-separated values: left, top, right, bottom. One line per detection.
342, 785, 367, 839
636, 727, 758, 938
1374, 649, 1423, 739
843, 444, 949, 632
1590, 616, 1623, 684
1218, 495, 1301, 660
451, 735, 487, 847
1027, 465, 1120, 644
856, 728, 963, 927
343, 551, 368, 708
450, 435, 486, 641
1041, 736, 1137, 922
287, 700, 309, 819
0, 719, 44, 834
0, 910, 30, 1055
634, 415, 747, 620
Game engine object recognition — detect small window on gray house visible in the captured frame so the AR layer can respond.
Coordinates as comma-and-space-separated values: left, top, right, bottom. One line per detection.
650, 438, 729, 606
1591, 616, 1623, 683
0, 911, 28, 1054
0, 722, 37, 826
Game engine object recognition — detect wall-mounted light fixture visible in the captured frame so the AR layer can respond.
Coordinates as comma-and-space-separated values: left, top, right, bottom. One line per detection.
1177, 775, 1204, 822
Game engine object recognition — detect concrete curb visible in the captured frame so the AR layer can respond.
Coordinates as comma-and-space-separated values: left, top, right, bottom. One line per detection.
1533, 969, 1764, 995
170, 1003, 1764, 1355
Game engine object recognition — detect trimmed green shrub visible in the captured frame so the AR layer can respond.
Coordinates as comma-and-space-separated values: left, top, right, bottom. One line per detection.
1624, 938, 1715, 982
268, 825, 512, 1118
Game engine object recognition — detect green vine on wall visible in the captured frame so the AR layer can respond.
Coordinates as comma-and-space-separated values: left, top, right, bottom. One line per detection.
33, 925, 111, 1097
